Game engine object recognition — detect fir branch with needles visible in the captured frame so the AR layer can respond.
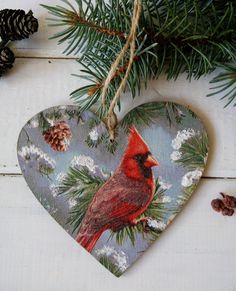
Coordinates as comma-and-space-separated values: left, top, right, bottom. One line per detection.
119, 102, 166, 131
177, 184, 196, 206
57, 166, 106, 233
173, 130, 209, 170
119, 102, 187, 131
208, 63, 236, 107
42, 0, 236, 116
98, 255, 123, 277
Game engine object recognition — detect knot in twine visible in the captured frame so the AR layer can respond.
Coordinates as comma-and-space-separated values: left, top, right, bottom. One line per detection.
101, 0, 142, 142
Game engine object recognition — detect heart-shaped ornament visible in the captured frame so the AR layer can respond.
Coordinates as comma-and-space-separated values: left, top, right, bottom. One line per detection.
17, 102, 209, 277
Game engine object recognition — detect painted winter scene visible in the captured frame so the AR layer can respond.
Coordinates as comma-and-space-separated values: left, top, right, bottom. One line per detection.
17, 102, 209, 277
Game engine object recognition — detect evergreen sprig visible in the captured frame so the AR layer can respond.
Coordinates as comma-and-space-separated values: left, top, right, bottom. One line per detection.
171, 129, 208, 214
119, 101, 187, 130
208, 63, 236, 107
57, 166, 105, 232
119, 102, 166, 131
42, 0, 236, 113
85, 115, 119, 153
98, 255, 123, 277
174, 130, 208, 170
176, 184, 196, 209
31, 108, 82, 132
41, 0, 129, 55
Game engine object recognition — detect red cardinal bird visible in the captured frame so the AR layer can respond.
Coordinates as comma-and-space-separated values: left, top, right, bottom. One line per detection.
76, 127, 159, 252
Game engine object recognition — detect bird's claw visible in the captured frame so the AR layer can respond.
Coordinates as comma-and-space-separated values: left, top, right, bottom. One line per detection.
134, 217, 152, 232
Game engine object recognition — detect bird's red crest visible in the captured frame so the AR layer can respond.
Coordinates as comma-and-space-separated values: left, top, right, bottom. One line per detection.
125, 126, 150, 157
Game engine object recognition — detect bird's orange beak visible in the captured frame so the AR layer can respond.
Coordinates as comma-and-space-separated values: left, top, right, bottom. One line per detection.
144, 154, 159, 168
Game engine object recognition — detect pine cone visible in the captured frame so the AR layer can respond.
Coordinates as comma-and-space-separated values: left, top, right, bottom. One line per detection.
43, 121, 72, 152
211, 196, 235, 217
211, 199, 225, 213
220, 192, 236, 209
222, 207, 234, 217
0, 9, 38, 41
0, 46, 15, 77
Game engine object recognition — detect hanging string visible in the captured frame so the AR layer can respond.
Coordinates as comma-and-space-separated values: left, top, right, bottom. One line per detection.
100, 0, 142, 141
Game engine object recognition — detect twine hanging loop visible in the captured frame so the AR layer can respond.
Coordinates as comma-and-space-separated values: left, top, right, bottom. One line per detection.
100, 0, 142, 141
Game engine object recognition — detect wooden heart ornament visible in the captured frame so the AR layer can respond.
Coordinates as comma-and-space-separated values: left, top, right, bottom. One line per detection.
17, 102, 209, 276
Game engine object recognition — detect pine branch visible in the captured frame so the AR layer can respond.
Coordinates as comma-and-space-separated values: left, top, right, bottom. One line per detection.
84, 116, 118, 154
57, 166, 105, 233
70, 38, 157, 113
119, 102, 165, 131
120, 102, 187, 131
164, 102, 187, 125
98, 255, 123, 277
42, 0, 236, 116
147, 0, 236, 80
36, 109, 82, 131
176, 184, 196, 208
45, 109, 63, 121
85, 131, 118, 154
38, 112, 51, 131
173, 130, 209, 170
208, 63, 236, 107
41, 0, 129, 55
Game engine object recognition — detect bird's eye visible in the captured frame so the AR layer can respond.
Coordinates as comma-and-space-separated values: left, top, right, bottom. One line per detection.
134, 154, 145, 162
134, 155, 142, 161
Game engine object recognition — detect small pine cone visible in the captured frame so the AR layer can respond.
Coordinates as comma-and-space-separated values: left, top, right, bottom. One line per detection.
0, 46, 15, 77
0, 9, 38, 41
211, 199, 225, 213
220, 192, 236, 209
43, 121, 72, 152
222, 207, 234, 217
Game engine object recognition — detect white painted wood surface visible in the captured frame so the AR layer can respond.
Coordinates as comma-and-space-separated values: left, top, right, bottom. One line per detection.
0, 1, 235, 290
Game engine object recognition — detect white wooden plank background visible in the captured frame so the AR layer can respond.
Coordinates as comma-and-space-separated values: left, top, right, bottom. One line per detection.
0, 1, 236, 291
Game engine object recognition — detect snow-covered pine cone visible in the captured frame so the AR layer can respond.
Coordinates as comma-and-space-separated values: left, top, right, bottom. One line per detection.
0, 9, 38, 41
0, 46, 15, 77
43, 121, 72, 152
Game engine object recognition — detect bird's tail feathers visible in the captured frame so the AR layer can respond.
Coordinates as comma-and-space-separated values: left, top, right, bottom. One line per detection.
76, 229, 104, 253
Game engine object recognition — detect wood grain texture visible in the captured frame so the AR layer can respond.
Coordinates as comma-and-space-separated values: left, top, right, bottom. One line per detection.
0, 176, 236, 291
0, 1, 236, 290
